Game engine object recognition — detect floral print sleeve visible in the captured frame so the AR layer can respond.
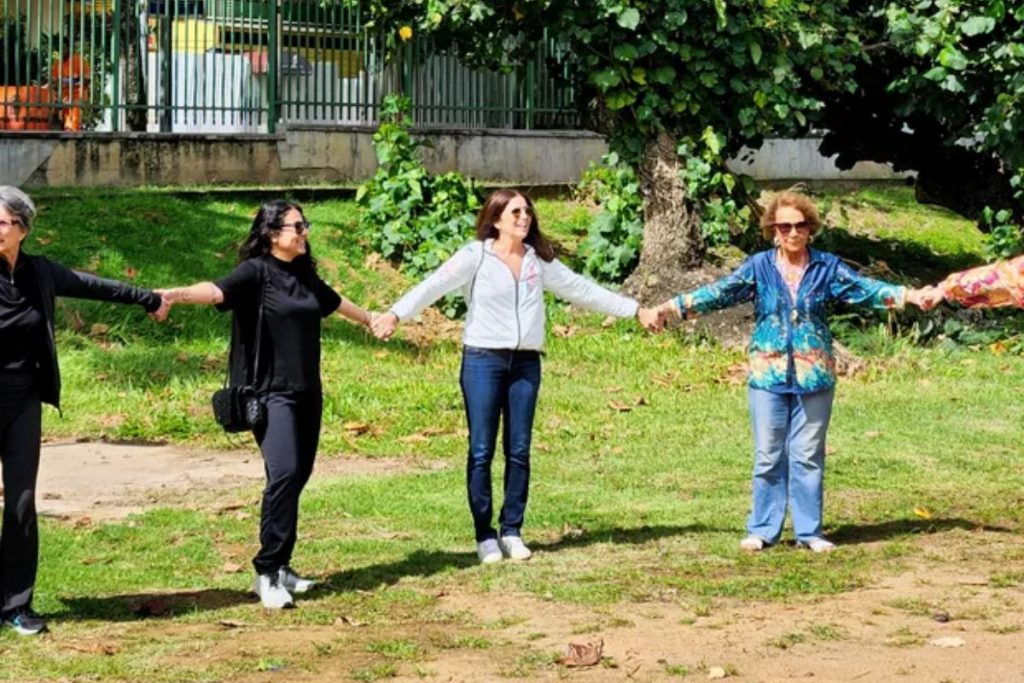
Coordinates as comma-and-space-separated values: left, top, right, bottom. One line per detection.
674, 257, 756, 317
939, 255, 1024, 309
828, 262, 906, 310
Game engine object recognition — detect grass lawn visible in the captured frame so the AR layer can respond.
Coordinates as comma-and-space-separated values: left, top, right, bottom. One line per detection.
2, 186, 1023, 681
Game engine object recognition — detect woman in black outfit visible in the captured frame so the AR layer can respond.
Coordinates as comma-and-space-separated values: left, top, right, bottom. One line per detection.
157, 200, 373, 609
0, 186, 166, 635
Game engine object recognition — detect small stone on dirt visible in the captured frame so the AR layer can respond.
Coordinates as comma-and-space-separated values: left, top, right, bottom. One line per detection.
558, 638, 603, 667
929, 636, 965, 648
932, 610, 950, 623
708, 666, 728, 679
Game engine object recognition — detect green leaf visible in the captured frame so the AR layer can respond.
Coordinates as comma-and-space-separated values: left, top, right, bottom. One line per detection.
713, 0, 727, 29
613, 43, 639, 61
923, 66, 947, 81
617, 8, 641, 30
592, 68, 623, 90
631, 67, 647, 84
652, 65, 676, 84
961, 16, 996, 36
749, 42, 762, 65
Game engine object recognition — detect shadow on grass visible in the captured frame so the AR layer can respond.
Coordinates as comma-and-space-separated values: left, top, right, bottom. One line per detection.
55, 523, 709, 621
816, 228, 982, 283
828, 517, 1011, 545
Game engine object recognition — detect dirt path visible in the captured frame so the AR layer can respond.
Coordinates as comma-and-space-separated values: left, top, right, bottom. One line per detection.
34, 441, 424, 521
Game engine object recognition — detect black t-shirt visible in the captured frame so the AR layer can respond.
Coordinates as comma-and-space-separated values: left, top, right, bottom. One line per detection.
215, 256, 342, 393
0, 258, 46, 374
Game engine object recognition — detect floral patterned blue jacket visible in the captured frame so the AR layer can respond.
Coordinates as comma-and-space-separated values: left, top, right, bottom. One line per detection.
674, 249, 905, 394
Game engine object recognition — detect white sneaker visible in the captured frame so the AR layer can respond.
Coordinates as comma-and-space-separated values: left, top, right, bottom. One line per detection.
279, 565, 316, 594
253, 573, 295, 609
739, 535, 765, 551
477, 539, 502, 564
801, 538, 836, 554
498, 535, 532, 561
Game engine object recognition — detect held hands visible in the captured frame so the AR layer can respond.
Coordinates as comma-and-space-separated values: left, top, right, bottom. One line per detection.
906, 285, 944, 311
149, 289, 173, 322
370, 311, 399, 341
636, 307, 663, 333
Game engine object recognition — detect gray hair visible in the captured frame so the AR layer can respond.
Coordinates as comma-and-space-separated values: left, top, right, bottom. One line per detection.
0, 186, 36, 233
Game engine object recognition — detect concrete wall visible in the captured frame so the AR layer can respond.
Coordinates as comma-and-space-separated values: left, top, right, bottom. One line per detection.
0, 128, 907, 189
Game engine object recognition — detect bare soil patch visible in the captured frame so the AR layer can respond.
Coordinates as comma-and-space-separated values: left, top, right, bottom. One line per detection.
33, 441, 435, 521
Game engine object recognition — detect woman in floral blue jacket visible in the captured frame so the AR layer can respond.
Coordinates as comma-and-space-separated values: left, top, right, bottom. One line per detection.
658, 192, 930, 553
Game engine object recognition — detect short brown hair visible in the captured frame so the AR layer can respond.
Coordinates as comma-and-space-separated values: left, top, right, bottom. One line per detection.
759, 191, 823, 241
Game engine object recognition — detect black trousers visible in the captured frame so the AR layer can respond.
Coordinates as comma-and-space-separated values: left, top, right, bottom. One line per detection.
0, 392, 42, 614
251, 391, 322, 575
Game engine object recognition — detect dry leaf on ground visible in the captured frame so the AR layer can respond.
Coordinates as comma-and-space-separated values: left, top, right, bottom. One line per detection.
558, 639, 603, 667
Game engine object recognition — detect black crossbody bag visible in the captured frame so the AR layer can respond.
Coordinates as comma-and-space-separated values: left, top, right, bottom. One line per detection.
211, 265, 267, 432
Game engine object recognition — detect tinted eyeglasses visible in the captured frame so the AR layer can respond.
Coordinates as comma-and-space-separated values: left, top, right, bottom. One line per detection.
279, 221, 312, 235
508, 206, 534, 219
772, 221, 811, 235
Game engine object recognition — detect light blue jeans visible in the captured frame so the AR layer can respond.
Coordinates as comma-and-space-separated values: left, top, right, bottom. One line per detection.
746, 387, 835, 545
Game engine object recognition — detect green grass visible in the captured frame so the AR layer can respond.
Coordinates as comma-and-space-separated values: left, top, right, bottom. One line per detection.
3, 186, 1023, 681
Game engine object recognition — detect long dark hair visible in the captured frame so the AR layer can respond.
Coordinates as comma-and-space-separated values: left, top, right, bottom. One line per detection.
474, 189, 555, 262
238, 200, 318, 279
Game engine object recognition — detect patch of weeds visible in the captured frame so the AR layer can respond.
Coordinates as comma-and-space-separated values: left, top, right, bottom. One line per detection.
256, 657, 286, 672
365, 639, 423, 661
693, 600, 713, 617
679, 617, 696, 625
489, 614, 529, 629
990, 571, 1024, 588
663, 662, 690, 677
886, 597, 934, 616
431, 633, 491, 650
765, 631, 806, 650
500, 649, 560, 678
607, 617, 635, 628
570, 622, 603, 634
524, 632, 545, 641
807, 623, 847, 641
886, 626, 925, 647
313, 641, 334, 656
351, 663, 398, 682
985, 623, 1022, 634
414, 665, 436, 678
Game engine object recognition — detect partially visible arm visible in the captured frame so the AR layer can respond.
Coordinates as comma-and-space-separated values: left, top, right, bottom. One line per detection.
937, 255, 1024, 309
336, 296, 372, 327
829, 262, 905, 310
657, 258, 757, 321
542, 259, 639, 317
388, 245, 480, 321
158, 282, 224, 305
47, 259, 162, 312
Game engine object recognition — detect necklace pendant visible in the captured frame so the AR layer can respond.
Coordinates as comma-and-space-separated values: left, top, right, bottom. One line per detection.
790, 309, 798, 324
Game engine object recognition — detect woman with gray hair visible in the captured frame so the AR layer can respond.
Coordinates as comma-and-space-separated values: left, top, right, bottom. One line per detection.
0, 186, 167, 635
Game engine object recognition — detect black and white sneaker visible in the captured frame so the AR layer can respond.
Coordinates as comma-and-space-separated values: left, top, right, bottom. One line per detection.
3, 608, 47, 635
253, 573, 295, 609
278, 566, 316, 594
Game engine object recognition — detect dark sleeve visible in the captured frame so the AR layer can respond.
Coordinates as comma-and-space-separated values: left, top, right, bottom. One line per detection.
46, 258, 162, 312
214, 260, 262, 312
313, 277, 343, 318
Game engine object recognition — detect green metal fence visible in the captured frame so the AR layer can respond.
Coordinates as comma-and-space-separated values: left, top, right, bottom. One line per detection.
0, 0, 578, 133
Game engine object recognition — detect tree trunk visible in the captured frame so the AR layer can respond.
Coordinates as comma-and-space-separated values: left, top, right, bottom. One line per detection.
121, 12, 147, 132
623, 133, 705, 304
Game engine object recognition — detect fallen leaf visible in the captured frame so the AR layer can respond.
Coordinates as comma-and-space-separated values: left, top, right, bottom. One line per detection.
398, 433, 429, 443
913, 506, 933, 520
176, 352, 190, 363
634, 396, 648, 406
708, 666, 728, 679
344, 421, 371, 435
552, 324, 574, 338
611, 446, 624, 455
73, 516, 93, 528
604, 385, 625, 393
601, 315, 617, 328
89, 323, 109, 337
222, 561, 243, 573
607, 400, 632, 413
218, 619, 247, 629
558, 638, 603, 667
36, 236, 52, 245
124, 266, 138, 280
929, 636, 965, 648
42, 492, 62, 500
863, 430, 882, 439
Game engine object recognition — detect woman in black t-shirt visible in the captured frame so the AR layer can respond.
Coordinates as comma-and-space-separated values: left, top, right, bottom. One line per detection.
157, 200, 373, 609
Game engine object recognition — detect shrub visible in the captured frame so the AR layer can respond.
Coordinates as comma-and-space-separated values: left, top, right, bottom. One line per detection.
576, 152, 644, 283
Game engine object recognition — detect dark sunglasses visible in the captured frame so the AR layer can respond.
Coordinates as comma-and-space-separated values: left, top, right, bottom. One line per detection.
509, 206, 534, 218
279, 220, 312, 235
772, 221, 811, 234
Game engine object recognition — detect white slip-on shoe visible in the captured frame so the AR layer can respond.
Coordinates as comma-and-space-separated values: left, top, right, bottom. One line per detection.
477, 539, 502, 564
498, 535, 533, 561
739, 535, 765, 552
279, 565, 316, 594
801, 538, 836, 554
253, 573, 295, 609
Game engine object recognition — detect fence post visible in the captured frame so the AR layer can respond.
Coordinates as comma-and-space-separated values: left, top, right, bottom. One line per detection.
111, 0, 121, 131
401, 40, 413, 97
525, 59, 536, 130
267, 0, 279, 133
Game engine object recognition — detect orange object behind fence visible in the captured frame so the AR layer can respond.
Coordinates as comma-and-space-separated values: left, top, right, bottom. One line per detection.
0, 85, 55, 130
51, 54, 91, 131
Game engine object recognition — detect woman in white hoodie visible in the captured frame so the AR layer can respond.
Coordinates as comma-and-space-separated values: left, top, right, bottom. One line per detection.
373, 189, 661, 564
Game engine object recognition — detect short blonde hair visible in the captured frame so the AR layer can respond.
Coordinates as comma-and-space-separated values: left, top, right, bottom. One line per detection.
760, 191, 822, 241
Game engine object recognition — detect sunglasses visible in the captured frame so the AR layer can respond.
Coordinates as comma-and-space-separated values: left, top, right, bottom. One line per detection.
508, 206, 534, 218
772, 221, 811, 234
279, 221, 312, 235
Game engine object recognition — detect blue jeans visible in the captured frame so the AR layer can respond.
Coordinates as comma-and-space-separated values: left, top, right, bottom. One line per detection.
460, 347, 542, 542
747, 387, 835, 544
